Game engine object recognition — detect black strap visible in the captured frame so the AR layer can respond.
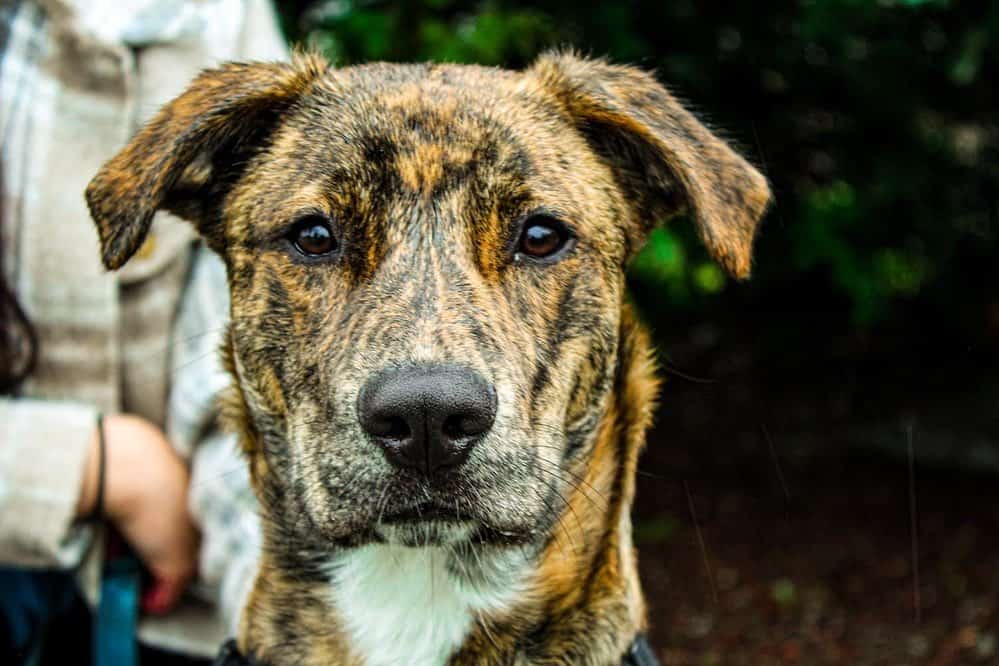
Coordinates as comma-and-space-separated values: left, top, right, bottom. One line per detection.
85, 413, 106, 522
622, 634, 660, 666
213, 634, 659, 665
213, 640, 261, 666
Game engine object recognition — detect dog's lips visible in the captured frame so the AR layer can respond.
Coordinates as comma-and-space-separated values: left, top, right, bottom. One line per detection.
373, 500, 479, 546
380, 500, 471, 524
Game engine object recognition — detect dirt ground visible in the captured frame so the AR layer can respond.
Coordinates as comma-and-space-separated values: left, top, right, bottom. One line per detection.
633, 355, 999, 665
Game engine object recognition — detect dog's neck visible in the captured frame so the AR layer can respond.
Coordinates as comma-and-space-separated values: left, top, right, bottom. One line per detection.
234, 312, 658, 666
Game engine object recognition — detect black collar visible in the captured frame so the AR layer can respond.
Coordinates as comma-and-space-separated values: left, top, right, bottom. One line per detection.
621, 634, 660, 666
213, 634, 659, 665
213, 640, 261, 666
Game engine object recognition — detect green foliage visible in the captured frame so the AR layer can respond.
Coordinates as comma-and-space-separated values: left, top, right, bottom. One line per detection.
771, 578, 798, 608
630, 229, 688, 300
280, 0, 999, 334
291, 0, 557, 65
633, 513, 679, 545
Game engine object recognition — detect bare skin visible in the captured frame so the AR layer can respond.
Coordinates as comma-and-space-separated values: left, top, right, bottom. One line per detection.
75, 413, 199, 614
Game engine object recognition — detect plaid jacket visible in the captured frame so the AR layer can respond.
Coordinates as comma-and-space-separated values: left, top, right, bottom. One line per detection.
0, 0, 285, 655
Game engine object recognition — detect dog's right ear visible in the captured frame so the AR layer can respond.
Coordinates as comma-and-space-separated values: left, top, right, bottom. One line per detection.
530, 52, 770, 278
86, 54, 328, 270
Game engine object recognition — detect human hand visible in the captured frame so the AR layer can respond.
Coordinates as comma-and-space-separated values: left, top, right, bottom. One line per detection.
77, 414, 200, 614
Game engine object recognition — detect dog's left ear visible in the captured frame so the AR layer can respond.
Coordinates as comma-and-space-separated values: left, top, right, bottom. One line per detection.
531, 52, 771, 278
86, 53, 328, 270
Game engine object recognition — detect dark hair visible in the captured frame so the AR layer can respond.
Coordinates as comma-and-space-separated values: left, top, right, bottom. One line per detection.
0, 168, 38, 393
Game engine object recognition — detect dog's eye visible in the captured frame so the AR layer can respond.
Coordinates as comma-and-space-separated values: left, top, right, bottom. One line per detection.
517, 215, 571, 260
290, 217, 337, 257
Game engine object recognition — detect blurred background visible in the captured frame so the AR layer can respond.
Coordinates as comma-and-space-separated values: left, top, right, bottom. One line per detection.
276, 1, 998, 663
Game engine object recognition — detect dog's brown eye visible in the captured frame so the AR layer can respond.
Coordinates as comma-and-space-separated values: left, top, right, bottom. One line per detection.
518, 216, 570, 259
291, 218, 337, 257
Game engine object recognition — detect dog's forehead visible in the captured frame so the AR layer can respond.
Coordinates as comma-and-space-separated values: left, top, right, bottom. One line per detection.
322, 61, 534, 122
236, 62, 622, 253
283, 63, 572, 187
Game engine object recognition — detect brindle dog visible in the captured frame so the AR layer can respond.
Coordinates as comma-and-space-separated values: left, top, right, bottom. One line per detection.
87, 51, 769, 665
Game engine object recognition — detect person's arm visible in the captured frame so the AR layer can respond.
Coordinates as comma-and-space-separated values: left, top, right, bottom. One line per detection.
0, 401, 197, 603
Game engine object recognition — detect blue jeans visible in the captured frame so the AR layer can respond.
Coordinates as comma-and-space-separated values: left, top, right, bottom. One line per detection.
0, 568, 78, 663
0, 555, 140, 666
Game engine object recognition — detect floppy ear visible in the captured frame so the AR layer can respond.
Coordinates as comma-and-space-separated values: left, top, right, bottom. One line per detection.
86, 53, 328, 270
531, 52, 771, 278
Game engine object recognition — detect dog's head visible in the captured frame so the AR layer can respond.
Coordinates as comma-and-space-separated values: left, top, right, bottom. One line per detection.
88, 52, 768, 554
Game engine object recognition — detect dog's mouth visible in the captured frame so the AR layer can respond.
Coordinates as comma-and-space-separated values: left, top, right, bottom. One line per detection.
374, 500, 476, 547
380, 500, 472, 525
371, 496, 541, 548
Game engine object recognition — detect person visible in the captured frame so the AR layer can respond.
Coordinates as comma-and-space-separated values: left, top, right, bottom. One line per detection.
0, 0, 286, 661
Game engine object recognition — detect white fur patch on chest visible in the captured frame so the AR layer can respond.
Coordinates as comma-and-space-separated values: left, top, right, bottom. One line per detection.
328, 542, 526, 666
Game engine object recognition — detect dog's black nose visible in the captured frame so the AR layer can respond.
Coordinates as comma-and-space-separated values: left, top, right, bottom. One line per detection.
358, 364, 497, 475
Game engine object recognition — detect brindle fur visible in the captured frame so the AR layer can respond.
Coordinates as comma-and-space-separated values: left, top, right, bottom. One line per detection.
87, 51, 770, 665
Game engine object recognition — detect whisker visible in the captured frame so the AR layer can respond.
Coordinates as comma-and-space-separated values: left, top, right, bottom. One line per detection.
659, 360, 717, 384
761, 423, 791, 506
170, 348, 225, 378
375, 484, 391, 526
191, 463, 250, 488
907, 422, 921, 624
527, 437, 611, 503
531, 454, 610, 512
530, 482, 575, 559
529, 467, 592, 554
684, 480, 717, 606
148, 327, 227, 360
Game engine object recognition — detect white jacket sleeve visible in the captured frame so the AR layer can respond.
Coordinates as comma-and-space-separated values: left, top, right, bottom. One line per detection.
239, 0, 290, 62
0, 398, 97, 569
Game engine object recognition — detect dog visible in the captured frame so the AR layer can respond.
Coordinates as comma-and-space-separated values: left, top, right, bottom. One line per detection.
86, 51, 769, 665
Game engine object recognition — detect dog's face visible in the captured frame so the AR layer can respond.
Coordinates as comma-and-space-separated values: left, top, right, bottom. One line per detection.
221, 63, 634, 549
88, 53, 769, 554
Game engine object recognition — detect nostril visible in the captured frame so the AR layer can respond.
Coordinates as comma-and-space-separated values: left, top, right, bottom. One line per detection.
368, 415, 411, 441
442, 414, 467, 440
443, 411, 491, 439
